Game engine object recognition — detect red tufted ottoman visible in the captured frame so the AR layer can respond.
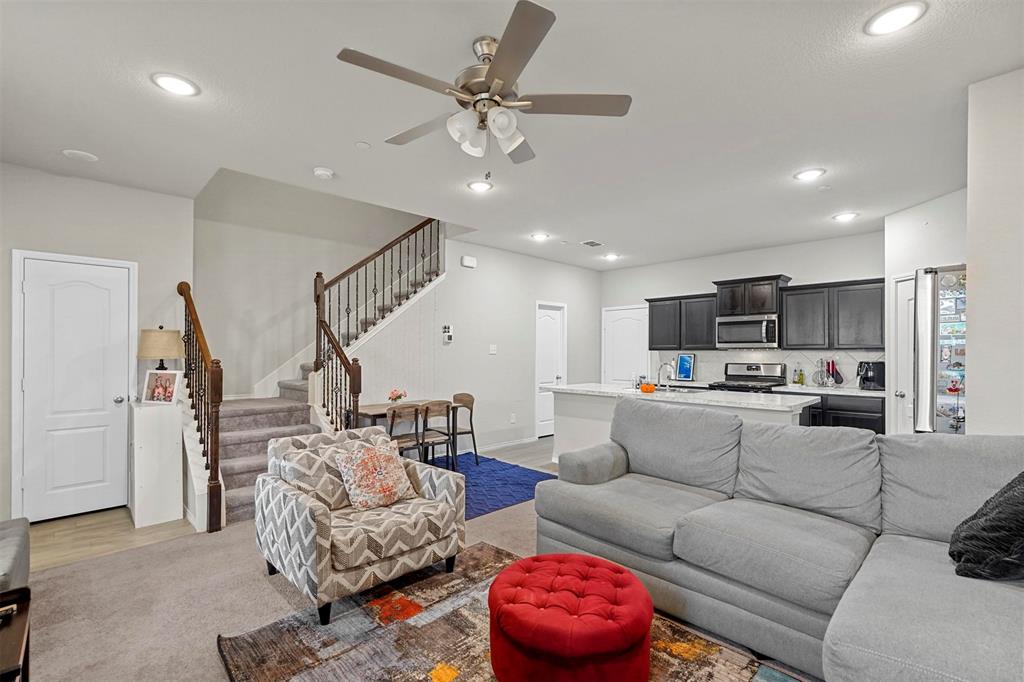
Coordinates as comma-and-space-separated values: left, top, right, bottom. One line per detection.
488, 553, 653, 682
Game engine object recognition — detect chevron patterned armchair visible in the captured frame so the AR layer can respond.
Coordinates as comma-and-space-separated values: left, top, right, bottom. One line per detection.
254, 427, 466, 624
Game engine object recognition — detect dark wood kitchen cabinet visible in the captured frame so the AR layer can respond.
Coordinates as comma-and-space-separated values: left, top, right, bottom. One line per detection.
681, 295, 717, 349
831, 282, 885, 350
825, 410, 885, 432
785, 393, 886, 434
781, 287, 830, 349
647, 298, 681, 350
714, 275, 791, 316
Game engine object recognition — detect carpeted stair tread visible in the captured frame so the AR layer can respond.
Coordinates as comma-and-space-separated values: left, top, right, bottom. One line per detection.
220, 454, 266, 477
225, 486, 255, 523
277, 379, 308, 391
220, 423, 319, 446
300, 362, 315, 379
221, 398, 309, 417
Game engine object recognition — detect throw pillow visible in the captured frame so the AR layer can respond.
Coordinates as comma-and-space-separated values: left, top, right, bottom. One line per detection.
335, 441, 417, 511
949, 469, 1024, 580
279, 448, 350, 509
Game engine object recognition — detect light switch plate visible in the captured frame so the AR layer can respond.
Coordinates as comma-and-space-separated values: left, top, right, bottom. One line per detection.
489, 344, 498, 355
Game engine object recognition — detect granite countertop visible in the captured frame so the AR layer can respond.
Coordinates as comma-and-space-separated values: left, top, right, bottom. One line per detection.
547, 383, 820, 413
774, 384, 886, 398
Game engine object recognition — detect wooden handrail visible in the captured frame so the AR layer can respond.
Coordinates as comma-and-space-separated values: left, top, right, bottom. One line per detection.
318, 319, 358, 376
177, 281, 223, 533
324, 217, 434, 289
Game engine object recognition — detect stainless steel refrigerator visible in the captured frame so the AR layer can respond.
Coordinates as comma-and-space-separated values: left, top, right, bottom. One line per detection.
914, 265, 967, 433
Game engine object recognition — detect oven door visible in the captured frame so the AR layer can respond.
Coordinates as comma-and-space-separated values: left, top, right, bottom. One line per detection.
716, 314, 779, 349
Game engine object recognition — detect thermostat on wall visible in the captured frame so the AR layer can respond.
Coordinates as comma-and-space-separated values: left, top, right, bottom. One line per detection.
460, 255, 477, 269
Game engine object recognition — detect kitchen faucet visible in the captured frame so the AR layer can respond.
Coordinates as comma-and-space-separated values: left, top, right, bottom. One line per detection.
658, 361, 675, 389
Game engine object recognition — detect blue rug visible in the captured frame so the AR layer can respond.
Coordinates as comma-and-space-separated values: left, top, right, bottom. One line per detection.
429, 453, 555, 520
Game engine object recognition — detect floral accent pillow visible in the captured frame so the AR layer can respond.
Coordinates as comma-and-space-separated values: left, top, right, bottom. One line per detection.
335, 441, 417, 510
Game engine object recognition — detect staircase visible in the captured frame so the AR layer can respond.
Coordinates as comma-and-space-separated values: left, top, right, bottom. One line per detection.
218, 396, 319, 523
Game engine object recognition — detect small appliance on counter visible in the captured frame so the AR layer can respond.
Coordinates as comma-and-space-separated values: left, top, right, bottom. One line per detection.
707, 363, 787, 393
856, 361, 885, 392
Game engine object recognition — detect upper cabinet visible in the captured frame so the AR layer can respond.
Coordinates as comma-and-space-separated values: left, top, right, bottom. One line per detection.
781, 279, 884, 350
647, 298, 681, 350
646, 294, 717, 350
713, 275, 791, 316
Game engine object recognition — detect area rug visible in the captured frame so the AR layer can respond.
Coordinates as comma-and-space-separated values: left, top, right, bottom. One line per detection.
431, 453, 555, 519
218, 542, 804, 682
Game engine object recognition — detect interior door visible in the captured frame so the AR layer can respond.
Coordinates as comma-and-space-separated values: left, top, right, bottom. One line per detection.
21, 258, 131, 521
892, 277, 916, 433
536, 303, 566, 438
602, 306, 649, 384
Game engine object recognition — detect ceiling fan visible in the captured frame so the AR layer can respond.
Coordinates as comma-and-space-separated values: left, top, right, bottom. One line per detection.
337, 0, 632, 164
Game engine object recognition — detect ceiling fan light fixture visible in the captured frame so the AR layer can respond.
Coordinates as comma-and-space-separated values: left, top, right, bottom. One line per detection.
497, 129, 525, 154
446, 109, 479, 144
487, 106, 518, 139
460, 128, 488, 158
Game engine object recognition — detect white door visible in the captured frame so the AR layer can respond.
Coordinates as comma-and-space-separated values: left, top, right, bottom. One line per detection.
891, 277, 916, 433
536, 303, 566, 438
602, 306, 649, 384
21, 258, 131, 521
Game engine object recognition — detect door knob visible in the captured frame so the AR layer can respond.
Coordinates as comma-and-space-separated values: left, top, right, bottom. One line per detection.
113, 395, 125, 404
895, 391, 906, 398
555, 375, 563, 380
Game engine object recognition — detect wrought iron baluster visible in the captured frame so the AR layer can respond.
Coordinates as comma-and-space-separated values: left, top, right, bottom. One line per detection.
346, 278, 352, 345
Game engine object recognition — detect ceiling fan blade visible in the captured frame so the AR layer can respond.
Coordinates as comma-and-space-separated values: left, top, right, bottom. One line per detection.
518, 94, 632, 116
385, 113, 451, 145
507, 138, 536, 164
338, 48, 455, 96
485, 1, 556, 90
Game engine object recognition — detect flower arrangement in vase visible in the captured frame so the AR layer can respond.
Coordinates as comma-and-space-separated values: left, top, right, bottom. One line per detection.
388, 388, 408, 403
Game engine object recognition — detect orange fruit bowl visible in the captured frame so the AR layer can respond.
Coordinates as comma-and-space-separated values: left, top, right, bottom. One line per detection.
639, 383, 656, 393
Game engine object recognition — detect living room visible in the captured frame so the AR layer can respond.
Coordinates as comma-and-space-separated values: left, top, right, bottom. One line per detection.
1, 1, 1022, 681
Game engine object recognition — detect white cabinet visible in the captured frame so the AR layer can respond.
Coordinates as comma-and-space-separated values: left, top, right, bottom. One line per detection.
129, 403, 184, 527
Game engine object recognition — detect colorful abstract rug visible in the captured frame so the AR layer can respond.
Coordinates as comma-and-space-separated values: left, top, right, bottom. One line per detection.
430, 453, 555, 519
218, 543, 805, 682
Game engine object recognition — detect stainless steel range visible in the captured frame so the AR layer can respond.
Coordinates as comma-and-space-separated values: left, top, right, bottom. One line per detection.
708, 363, 787, 393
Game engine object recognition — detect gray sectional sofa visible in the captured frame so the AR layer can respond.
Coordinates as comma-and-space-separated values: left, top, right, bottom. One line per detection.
535, 399, 1024, 681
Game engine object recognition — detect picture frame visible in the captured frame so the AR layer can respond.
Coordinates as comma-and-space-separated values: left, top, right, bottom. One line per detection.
675, 353, 696, 382
142, 370, 183, 405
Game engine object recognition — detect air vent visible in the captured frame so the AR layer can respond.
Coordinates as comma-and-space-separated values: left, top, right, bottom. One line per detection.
580, 240, 604, 248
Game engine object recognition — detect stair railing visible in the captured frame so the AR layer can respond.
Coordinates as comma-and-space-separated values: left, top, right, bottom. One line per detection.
314, 217, 443, 431
177, 281, 222, 533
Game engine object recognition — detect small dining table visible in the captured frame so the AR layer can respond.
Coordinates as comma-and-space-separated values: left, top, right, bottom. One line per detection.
357, 399, 434, 427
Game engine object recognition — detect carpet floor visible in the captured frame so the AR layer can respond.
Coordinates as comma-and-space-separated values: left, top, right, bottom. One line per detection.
219, 542, 802, 682
431, 453, 555, 519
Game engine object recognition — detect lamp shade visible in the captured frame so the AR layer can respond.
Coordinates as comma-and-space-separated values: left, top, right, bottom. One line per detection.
138, 328, 185, 359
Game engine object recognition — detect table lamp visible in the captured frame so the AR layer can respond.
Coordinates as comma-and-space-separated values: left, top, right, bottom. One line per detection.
138, 326, 185, 370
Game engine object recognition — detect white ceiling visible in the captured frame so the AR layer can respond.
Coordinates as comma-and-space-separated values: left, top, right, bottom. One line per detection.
2, 1, 1022, 270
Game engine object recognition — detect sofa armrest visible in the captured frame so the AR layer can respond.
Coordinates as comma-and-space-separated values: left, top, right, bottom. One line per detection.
558, 441, 629, 485
403, 460, 467, 548
254, 474, 332, 604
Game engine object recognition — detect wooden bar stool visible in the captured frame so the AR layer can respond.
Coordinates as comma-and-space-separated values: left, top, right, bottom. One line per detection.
436, 393, 479, 466
386, 403, 423, 462
420, 400, 454, 470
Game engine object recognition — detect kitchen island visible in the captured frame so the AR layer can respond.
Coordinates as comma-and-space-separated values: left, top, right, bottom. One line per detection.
546, 383, 820, 461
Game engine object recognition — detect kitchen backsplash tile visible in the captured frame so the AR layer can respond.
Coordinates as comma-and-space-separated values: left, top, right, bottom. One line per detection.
652, 349, 885, 387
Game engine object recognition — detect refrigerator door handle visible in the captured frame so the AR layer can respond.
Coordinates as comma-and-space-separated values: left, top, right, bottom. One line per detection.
914, 268, 937, 432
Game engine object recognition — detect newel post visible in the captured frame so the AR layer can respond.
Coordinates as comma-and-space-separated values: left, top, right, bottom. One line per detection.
207, 359, 223, 533
314, 272, 325, 372
350, 357, 362, 426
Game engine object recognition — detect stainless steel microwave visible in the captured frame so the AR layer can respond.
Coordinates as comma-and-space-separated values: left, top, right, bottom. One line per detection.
716, 314, 780, 349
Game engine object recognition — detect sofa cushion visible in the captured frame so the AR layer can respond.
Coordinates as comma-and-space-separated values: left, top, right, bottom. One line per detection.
329, 497, 457, 570
535, 474, 726, 560
335, 441, 417, 510
823, 534, 1024, 682
734, 421, 882, 532
879, 433, 1024, 542
609, 400, 741, 494
674, 499, 876, 614
279, 448, 349, 510
267, 426, 390, 476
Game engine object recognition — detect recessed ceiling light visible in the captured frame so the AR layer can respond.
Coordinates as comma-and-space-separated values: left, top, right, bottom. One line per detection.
864, 2, 928, 36
793, 168, 827, 182
312, 166, 335, 180
602, 253, 621, 262
151, 73, 200, 96
354, 141, 372, 150
530, 232, 550, 242
467, 180, 493, 193
832, 212, 859, 223
61, 149, 98, 162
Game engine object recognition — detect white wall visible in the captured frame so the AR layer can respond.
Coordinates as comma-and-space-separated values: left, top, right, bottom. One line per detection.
347, 239, 601, 449
966, 69, 1024, 435
883, 188, 967, 431
600, 231, 884, 308
194, 170, 423, 396
0, 163, 194, 519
